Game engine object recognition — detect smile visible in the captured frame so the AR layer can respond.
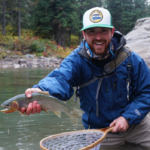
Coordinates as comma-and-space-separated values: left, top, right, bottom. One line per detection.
95, 42, 103, 45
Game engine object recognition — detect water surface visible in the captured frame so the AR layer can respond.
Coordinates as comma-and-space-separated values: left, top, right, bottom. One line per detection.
0, 68, 148, 150
0, 68, 84, 150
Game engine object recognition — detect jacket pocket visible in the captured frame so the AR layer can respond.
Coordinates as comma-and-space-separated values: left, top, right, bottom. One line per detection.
114, 69, 133, 102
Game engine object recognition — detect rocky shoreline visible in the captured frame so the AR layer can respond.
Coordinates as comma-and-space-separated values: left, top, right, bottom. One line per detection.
0, 50, 150, 69
0, 53, 63, 69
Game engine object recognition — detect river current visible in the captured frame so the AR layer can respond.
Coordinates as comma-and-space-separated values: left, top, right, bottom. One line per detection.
0, 68, 148, 150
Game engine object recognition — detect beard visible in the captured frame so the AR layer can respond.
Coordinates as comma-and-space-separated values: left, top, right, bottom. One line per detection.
88, 39, 111, 56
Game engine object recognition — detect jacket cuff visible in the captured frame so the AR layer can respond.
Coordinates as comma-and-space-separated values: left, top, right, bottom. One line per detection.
32, 85, 45, 91
121, 114, 132, 126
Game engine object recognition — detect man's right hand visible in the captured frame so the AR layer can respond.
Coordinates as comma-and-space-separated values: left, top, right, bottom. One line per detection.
20, 88, 42, 115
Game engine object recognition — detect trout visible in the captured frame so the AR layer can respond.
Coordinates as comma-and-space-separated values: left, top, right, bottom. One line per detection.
0, 91, 84, 124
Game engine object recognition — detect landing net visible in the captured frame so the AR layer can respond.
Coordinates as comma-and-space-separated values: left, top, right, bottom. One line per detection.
40, 130, 104, 150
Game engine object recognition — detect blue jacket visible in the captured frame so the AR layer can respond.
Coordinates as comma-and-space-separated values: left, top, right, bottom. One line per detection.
33, 31, 150, 129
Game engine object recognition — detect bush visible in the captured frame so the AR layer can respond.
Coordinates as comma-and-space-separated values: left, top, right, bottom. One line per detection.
0, 28, 76, 58
30, 40, 46, 52
70, 35, 80, 47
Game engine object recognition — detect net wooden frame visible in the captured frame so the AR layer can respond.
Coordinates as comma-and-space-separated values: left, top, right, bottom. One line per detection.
40, 127, 113, 150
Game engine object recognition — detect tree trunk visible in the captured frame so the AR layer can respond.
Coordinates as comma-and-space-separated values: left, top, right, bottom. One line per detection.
56, 27, 66, 47
2, 0, 5, 36
68, 30, 71, 46
18, 0, 21, 37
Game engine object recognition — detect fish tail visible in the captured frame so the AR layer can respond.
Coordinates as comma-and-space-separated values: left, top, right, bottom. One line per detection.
67, 108, 84, 124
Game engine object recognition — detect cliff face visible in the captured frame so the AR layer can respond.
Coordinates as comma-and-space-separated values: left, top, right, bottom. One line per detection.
125, 17, 150, 66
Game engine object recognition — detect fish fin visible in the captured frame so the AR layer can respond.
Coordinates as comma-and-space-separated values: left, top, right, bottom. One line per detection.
42, 109, 48, 113
53, 111, 61, 118
38, 91, 50, 96
73, 108, 84, 118
18, 110, 26, 116
67, 108, 84, 124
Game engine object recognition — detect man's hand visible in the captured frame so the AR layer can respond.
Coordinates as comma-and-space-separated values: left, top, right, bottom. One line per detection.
110, 116, 129, 133
20, 88, 42, 115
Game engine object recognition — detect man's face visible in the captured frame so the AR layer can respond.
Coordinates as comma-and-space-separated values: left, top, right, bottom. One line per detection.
83, 27, 115, 55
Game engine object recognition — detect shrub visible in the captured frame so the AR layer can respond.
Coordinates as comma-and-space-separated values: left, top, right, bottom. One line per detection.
30, 40, 46, 52
0, 31, 76, 58
70, 35, 80, 47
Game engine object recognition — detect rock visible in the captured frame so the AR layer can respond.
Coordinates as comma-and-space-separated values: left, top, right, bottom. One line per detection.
125, 17, 150, 65
38, 56, 45, 59
27, 63, 33, 67
4, 57, 13, 61
20, 64, 27, 68
6, 50, 11, 55
11, 55, 20, 59
0, 48, 63, 68
32, 62, 39, 68
25, 54, 36, 59
13, 64, 20, 68
2, 65, 9, 68
18, 59, 27, 65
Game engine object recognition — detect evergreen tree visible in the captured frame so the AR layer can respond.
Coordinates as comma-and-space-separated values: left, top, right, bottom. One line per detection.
18, 0, 21, 37
145, 2, 150, 16
2, 0, 5, 36
0, 0, 34, 35
32, 0, 103, 46
105, 0, 148, 34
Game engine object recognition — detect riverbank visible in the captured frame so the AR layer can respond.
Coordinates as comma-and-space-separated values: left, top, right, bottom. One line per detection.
0, 52, 63, 68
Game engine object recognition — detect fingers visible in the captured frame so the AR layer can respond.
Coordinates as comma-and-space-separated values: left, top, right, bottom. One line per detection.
25, 88, 42, 98
26, 101, 41, 115
110, 120, 116, 127
32, 101, 41, 114
37, 104, 41, 113
110, 116, 129, 133
26, 102, 33, 115
20, 88, 42, 115
110, 120, 119, 132
112, 122, 120, 132
20, 107, 26, 114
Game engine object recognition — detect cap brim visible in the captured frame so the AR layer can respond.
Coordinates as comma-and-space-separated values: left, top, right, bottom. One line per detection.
81, 24, 114, 31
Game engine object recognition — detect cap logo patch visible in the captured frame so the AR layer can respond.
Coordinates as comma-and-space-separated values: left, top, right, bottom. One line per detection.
90, 10, 103, 23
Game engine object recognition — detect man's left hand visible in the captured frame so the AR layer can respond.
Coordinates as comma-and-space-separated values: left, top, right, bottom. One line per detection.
110, 116, 129, 133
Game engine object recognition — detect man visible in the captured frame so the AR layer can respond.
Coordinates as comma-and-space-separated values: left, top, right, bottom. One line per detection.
21, 7, 150, 147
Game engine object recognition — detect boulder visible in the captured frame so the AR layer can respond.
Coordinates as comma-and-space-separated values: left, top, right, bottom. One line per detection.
18, 59, 27, 65
125, 17, 150, 66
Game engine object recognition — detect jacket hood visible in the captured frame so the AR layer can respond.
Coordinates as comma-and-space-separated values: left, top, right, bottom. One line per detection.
113, 30, 126, 55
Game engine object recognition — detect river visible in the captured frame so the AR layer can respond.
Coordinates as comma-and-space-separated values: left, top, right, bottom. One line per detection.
0, 68, 148, 150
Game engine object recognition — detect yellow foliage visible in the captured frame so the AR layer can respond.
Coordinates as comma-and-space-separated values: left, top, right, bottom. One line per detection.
5, 24, 15, 36
70, 35, 80, 46
54, 47, 74, 58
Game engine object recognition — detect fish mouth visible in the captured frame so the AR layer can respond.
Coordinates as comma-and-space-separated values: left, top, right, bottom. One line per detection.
0, 107, 16, 113
0, 102, 18, 113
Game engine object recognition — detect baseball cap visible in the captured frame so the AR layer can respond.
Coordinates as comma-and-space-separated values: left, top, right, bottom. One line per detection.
81, 7, 113, 31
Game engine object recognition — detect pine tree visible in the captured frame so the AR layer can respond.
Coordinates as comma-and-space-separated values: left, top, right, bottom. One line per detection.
2, 0, 6, 36
105, 0, 149, 34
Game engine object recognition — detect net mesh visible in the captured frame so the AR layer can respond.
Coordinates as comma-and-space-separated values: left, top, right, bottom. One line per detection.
41, 130, 104, 150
